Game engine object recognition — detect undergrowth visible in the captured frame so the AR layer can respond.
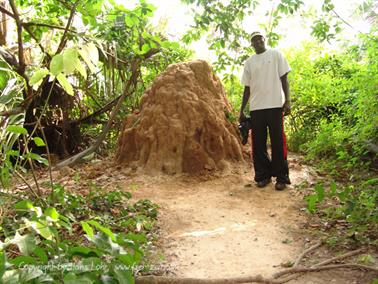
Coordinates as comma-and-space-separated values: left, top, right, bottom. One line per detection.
0, 185, 159, 283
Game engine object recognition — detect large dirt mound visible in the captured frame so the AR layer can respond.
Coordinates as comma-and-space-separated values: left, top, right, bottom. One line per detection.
116, 60, 243, 174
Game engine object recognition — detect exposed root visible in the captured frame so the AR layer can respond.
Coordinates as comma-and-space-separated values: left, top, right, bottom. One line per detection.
136, 242, 378, 284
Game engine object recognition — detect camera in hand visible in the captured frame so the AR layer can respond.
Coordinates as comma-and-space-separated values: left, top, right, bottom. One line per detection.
238, 116, 252, 145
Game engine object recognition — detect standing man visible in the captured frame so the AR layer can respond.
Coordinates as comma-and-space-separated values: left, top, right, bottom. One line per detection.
239, 31, 291, 190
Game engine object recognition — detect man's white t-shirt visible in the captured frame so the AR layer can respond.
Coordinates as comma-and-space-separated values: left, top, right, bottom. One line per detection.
241, 49, 291, 111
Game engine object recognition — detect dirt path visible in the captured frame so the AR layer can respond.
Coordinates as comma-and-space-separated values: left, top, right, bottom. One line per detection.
49, 154, 375, 283
119, 155, 315, 279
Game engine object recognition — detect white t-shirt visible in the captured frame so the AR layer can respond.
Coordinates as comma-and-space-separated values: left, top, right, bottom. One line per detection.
241, 49, 290, 111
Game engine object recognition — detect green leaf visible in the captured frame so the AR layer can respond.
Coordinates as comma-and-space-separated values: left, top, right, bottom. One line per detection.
50, 54, 64, 76
6, 149, 20, 157
76, 60, 87, 79
20, 267, 44, 282
57, 73, 74, 96
24, 153, 48, 166
1, 269, 20, 283
69, 246, 99, 257
29, 68, 49, 86
117, 254, 135, 266
0, 251, 5, 278
87, 220, 116, 241
81, 221, 94, 239
14, 200, 34, 210
11, 232, 36, 256
44, 207, 59, 222
33, 247, 48, 264
330, 182, 337, 196
6, 125, 27, 135
63, 273, 93, 284
305, 195, 318, 213
33, 137, 45, 147
125, 16, 135, 27
113, 263, 134, 284
314, 184, 325, 202
81, 257, 103, 271
141, 44, 151, 54
34, 221, 54, 240
63, 48, 79, 74
78, 43, 98, 73
9, 255, 36, 266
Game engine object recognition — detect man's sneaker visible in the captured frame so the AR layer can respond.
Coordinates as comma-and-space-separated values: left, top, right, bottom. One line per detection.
256, 178, 271, 188
275, 182, 286, 191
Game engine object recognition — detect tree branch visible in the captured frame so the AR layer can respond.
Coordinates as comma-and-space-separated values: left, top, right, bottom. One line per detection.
0, 3, 14, 19
9, 0, 25, 75
23, 22, 76, 33
56, 0, 79, 54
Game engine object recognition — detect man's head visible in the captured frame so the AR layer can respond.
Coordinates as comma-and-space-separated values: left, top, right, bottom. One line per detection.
250, 31, 266, 54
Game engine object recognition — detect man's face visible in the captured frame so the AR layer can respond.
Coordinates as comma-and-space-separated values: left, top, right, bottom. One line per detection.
251, 35, 265, 53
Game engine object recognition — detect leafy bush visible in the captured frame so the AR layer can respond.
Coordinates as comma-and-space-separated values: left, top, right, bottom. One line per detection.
286, 35, 378, 172
0, 185, 159, 283
305, 179, 378, 244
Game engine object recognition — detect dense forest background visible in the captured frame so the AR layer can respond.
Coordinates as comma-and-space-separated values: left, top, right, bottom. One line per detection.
0, 0, 377, 282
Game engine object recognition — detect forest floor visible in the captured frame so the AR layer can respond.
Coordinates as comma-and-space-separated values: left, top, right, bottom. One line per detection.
38, 152, 377, 283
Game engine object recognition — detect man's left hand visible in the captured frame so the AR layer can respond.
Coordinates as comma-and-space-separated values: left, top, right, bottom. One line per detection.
283, 101, 291, 116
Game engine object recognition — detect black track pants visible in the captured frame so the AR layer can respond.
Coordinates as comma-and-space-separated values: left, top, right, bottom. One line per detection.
250, 108, 290, 184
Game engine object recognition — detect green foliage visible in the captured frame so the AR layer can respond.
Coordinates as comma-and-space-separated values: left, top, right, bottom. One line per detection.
286, 35, 378, 172
222, 73, 244, 114
305, 179, 378, 244
181, 0, 344, 72
0, 185, 159, 283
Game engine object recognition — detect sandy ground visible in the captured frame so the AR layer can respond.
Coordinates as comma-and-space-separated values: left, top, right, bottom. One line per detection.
128, 159, 309, 279
47, 153, 377, 283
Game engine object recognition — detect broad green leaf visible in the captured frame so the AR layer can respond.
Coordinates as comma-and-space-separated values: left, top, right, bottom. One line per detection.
117, 254, 135, 266
0, 93, 14, 104
113, 263, 134, 284
161, 41, 180, 50
63, 48, 79, 74
6, 125, 27, 135
44, 207, 59, 222
125, 16, 136, 27
9, 255, 36, 266
57, 73, 74, 96
33, 137, 45, 147
79, 43, 98, 69
141, 44, 151, 54
50, 54, 64, 76
24, 153, 48, 166
78, 49, 96, 73
11, 232, 36, 256
33, 247, 48, 264
88, 220, 116, 241
29, 68, 49, 86
69, 246, 99, 257
34, 221, 53, 240
14, 200, 34, 210
80, 221, 94, 239
76, 60, 87, 79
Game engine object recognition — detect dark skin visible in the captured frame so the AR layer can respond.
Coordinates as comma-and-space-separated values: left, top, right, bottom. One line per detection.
239, 35, 291, 122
